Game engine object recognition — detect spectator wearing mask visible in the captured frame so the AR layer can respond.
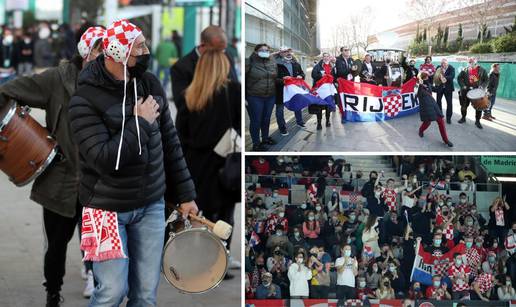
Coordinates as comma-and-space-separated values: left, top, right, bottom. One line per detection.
256, 272, 282, 299
448, 253, 471, 299
483, 63, 500, 121
458, 162, 476, 182
311, 52, 334, 129
266, 227, 292, 256
289, 226, 308, 252
303, 211, 321, 246
497, 275, 516, 300
356, 276, 375, 300
403, 58, 419, 83
34, 23, 54, 72
287, 252, 312, 298
366, 262, 381, 290
489, 196, 510, 245
425, 275, 451, 300
471, 272, 495, 301
375, 276, 395, 299
0, 28, 15, 79
275, 46, 306, 133
427, 232, 449, 256
308, 246, 331, 298
13, 29, 34, 76
482, 251, 498, 275
386, 262, 407, 298
407, 282, 424, 300
245, 44, 277, 151
456, 192, 471, 215
377, 176, 408, 213
464, 236, 482, 276
335, 244, 358, 300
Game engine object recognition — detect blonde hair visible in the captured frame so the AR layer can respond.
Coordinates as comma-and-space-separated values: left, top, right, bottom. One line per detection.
185, 49, 230, 112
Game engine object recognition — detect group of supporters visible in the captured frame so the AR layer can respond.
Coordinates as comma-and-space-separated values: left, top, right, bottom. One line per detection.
245, 44, 503, 150
244, 156, 516, 303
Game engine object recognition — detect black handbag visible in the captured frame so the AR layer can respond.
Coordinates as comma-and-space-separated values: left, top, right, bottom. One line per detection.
218, 86, 241, 192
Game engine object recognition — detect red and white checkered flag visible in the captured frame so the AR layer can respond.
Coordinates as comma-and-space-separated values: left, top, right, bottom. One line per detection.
382, 89, 402, 117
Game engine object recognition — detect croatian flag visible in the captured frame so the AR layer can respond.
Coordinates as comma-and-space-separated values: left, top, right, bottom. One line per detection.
249, 231, 261, 248
312, 74, 337, 111
340, 190, 364, 210
410, 240, 466, 285
283, 77, 335, 112
337, 77, 419, 122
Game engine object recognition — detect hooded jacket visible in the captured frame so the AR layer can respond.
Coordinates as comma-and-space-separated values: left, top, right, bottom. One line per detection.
68, 54, 196, 211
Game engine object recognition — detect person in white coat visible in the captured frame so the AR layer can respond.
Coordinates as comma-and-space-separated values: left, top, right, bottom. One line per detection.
288, 252, 312, 298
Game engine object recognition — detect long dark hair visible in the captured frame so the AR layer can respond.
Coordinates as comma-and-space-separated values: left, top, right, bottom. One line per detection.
365, 214, 377, 232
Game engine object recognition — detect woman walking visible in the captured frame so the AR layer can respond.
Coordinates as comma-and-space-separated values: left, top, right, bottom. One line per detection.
417, 71, 454, 147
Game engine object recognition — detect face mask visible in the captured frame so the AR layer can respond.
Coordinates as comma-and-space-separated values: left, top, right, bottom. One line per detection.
263, 281, 271, 287
24, 38, 31, 44
460, 198, 467, 204
493, 243, 498, 248
128, 54, 150, 79
476, 242, 482, 248
407, 187, 413, 192
279, 212, 285, 218
315, 206, 321, 211
419, 168, 425, 173
344, 250, 351, 257
433, 280, 441, 287
284, 55, 293, 61
276, 231, 283, 236
389, 266, 396, 272
294, 232, 300, 238
300, 204, 307, 209
466, 221, 473, 226
447, 201, 452, 206
308, 216, 314, 221
434, 239, 442, 246
466, 242, 473, 248
414, 286, 421, 291
359, 281, 366, 288
296, 258, 304, 264
372, 265, 378, 272
328, 162, 333, 167
38, 27, 50, 39
257, 51, 269, 58
347, 237, 352, 244
455, 259, 462, 266
488, 256, 495, 263
507, 281, 512, 287
349, 215, 356, 222
3, 35, 13, 45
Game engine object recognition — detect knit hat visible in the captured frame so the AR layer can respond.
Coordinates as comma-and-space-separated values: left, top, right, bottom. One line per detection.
103, 19, 143, 170
77, 26, 106, 60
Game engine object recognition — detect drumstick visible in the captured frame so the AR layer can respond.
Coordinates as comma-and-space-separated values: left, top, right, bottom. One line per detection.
176, 207, 233, 240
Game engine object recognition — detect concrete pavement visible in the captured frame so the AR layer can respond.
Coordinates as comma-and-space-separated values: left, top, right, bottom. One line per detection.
0, 106, 241, 307
245, 92, 516, 152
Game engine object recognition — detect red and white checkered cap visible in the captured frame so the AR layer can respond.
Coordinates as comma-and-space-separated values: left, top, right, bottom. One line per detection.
77, 26, 106, 59
103, 19, 142, 63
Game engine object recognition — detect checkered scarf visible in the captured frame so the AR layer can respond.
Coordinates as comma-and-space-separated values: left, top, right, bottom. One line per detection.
77, 26, 106, 60
80, 207, 127, 261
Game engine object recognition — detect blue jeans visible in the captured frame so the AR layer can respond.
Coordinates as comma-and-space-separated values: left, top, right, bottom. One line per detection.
89, 199, 165, 307
156, 65, 170, 89
276, 104, 303, 130
246, 95, 275, 145
485, 94, 496, 115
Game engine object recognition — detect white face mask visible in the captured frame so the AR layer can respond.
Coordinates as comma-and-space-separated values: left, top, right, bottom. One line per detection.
296, 258, 304, 264
276, 231, 283, 236
257, 51, 270, 58
315, 206, 321, 211
38, 27, 50, 39
23, 38, 31, 44
3, 35, 13, 45
359, 281, 366, 288
308, 216, 315, 221
278, 212, 285, 218
460, 198, 467, 204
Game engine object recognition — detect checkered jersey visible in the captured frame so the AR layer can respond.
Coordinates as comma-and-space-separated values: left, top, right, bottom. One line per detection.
474, 273, 493, 294
465, 247, 481, 277
383, 188, 398, 211
447, 264, 471, 292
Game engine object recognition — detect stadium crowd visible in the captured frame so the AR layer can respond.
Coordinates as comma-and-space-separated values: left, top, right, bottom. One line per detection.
245, 156, 516, 303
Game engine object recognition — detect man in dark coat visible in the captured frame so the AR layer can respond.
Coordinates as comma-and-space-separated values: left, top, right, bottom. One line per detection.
311, 52, 334, 129
402, 57, 419, 83
417, 72, 453, 147
0, 24, 103, 306
68, 20, 198, 305
483, 63, 500, 121
434, 58, 455, 124
274, 46, 306, 134
334, 46, 354, 81
457, 57, 488, 129
170, 26, 237, 139
360, 53, 376, 84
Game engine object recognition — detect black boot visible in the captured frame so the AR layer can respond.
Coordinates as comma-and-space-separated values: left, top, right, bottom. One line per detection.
46, 292, 63, 307
317, 123, 323, 130
458, 117, 466, 124
475, 121, 483, 129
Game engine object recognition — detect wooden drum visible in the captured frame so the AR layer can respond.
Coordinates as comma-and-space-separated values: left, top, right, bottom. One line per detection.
0, 100, 57, 186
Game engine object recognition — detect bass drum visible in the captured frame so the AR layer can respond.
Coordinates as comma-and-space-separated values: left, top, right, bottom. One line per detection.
467, 88, 490, 110
162, 227, 229, 294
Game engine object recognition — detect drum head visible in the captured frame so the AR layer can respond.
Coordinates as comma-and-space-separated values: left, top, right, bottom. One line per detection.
467, 88, 484, 100
162, 228, 228, 293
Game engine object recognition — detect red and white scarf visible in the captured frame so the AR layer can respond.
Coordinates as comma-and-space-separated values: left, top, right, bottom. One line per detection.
80, 207, 126, 261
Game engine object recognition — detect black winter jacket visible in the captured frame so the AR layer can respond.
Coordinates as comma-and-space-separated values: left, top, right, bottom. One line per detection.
334, 54, 353, 80
417, 82, 444, 122
68, 55, 196, 212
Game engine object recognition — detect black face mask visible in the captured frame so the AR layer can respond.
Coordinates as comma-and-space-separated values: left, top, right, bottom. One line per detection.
128, 54, 150, 79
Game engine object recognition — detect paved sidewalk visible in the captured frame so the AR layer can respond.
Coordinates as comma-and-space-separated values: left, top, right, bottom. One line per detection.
246, 92, 516, 152
0, 106, 241, 307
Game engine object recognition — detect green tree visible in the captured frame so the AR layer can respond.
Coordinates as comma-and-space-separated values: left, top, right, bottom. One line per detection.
443, 26, 449, 47
423, 28, 427, 42
504, 16, 516, 34
456, 23, 464, 49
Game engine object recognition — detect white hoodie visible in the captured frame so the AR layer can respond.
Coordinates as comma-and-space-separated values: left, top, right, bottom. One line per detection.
288, 263, 312, 297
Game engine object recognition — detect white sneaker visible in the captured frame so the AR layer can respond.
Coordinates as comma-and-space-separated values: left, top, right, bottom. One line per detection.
83, 271, 94, 298
80, 266, 88, 280
228, 256, 241, 270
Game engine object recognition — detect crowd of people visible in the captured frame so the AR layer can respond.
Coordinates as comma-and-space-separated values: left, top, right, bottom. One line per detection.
245, 44, 503, 151
0, 17, 240, 307
245, 156, 515, 303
